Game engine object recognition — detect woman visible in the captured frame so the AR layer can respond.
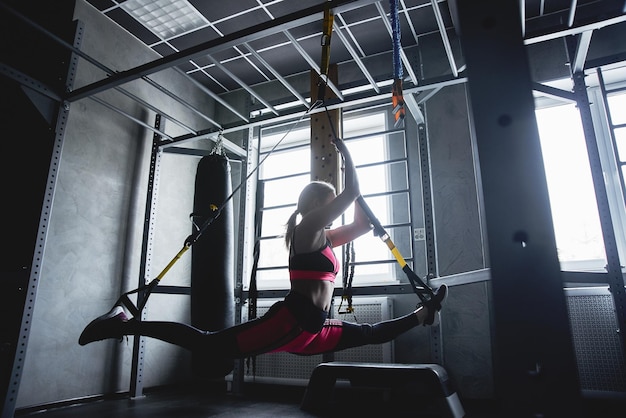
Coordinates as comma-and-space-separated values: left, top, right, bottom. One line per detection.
79, 139, 447, 361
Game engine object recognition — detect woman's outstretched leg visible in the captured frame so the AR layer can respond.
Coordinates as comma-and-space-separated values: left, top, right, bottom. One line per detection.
292, 284, 448, 355
78, 298, 311, 357
78, 305, 208, 350
334, 284, 447, 351
334, 308, 422, 351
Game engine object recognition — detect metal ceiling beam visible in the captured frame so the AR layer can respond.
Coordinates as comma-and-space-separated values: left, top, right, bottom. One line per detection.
207, 54, 279, 115
400, 0, 420, 44
164, 59, 581, 146
242, 42, 310, 109
114, 86, 196, 135
190, 61, 229, 91
335, 13, 366, 57
173, 68, 249, 122
531, 82, 576, 102
161, 131, 247, 157
403, 92, 424, 123
333, 20, 380, 93
88, 96, 174, 140
415, 87, 442, 104
0, 1, 232, 130
140, 74, 223, 128
431, 0, 459, 78
86, 92, 247, 156
233, 45, 271, 83
524, 12, 626, 45
161, 74, 469, 144
0, 62, 62, 102
65, 0, 382, 102
572, 30, 593, 73
282, 29, 344, 100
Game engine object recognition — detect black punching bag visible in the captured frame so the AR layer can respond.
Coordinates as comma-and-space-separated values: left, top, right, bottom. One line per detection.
191, 153, 235, 378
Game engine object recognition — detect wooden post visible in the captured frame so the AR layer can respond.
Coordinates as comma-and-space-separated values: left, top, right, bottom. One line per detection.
310, 64, 342, 191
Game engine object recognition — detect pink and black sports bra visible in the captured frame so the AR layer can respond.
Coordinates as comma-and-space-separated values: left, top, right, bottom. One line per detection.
289, 234, 339, 282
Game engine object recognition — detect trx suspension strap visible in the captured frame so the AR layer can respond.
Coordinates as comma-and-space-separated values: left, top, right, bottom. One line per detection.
312, 2, 431, 307
116, 111, 314, 317
115, 137, 230, 318
315, 1, 334, 107
356, 194, 433, 302
389, 0, 405, 127
321, 103, 434, 304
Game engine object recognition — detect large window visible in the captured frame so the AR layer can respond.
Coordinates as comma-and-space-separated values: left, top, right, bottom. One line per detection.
536, 103, 606, 269
252, 106, 412, 290
606, 92, 626, 200
535, 85, 626, 272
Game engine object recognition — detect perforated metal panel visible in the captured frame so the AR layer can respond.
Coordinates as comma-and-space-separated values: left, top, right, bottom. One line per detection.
334, 297, 394, 364
237, 297, 393, 385
566, 287, 626, 396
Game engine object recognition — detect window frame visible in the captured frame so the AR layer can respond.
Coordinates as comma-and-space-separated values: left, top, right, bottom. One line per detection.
250, 104, 414, 291
534, 77, 626, 272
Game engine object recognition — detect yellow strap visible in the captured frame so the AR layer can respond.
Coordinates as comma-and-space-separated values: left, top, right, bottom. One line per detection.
320, 6, 334, 77
383, 238, 408, 268
155, 244, 191, 282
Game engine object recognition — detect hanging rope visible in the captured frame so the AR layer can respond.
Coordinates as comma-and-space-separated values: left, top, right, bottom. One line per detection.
320, 3, 333, 82
338, 240, 356, 315
314, 2, 335, 107
310, 2, 433, 304
389, 0, 405, 127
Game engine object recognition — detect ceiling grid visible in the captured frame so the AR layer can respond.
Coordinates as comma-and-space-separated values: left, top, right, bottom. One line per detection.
42, 0, 622, 144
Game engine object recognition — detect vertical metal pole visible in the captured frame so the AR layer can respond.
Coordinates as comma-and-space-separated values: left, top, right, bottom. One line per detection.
231, 128, 254, 395
1, 20, 79, 418
566, 52, 626, 360
129, 114, 164, 398
1, 87, 70, 418
418, 120, 438, 279
448, 1, 582, 416
417, 116, 444, 363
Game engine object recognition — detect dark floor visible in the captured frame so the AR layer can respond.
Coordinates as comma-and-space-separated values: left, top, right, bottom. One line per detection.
13, 381, 626, 418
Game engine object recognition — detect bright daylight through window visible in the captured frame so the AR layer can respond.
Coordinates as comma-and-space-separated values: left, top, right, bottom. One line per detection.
253, 86, 626, 287
535, 87, 626, 272
254, 107, 410, 290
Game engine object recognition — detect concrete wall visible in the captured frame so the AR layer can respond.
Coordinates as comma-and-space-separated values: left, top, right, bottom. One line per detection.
16, 0, 230, 408
424, 83, 494, 399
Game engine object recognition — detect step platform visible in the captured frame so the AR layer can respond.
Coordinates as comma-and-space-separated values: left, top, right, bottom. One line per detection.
301, 362, 464, 417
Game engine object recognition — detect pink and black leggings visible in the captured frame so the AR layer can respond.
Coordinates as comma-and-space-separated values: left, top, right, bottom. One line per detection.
124, 291, 421, 358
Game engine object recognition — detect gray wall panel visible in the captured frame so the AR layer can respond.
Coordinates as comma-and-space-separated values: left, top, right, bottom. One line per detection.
425, 84, 485, 277
442, 281, 494, 399
17, 0, 221, 408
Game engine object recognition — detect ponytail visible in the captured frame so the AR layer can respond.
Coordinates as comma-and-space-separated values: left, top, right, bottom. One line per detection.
284, 181, 335, 249
284, 210, 299, 249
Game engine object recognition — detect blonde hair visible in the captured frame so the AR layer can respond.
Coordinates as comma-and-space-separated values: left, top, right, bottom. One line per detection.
284, 181, 336, 249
